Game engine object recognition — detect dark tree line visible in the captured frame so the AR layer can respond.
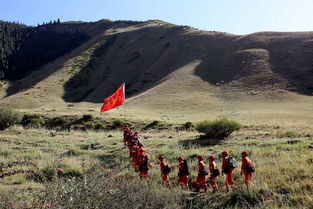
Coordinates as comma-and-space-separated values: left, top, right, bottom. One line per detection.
0, 20, 90, 80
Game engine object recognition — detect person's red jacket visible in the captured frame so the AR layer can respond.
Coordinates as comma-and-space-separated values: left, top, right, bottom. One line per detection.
160, 160, 169, 174
179, 161, 185, 174
198, 161, 205, 174
209, 161, 217, 173
241, 157, 252, 171
222, 157, 228, 170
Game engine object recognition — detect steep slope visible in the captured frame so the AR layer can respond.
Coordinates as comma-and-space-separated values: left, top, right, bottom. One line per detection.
0, 20, 313, 125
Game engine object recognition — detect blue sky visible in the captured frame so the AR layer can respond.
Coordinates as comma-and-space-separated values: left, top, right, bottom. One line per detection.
1, 0, 313, 34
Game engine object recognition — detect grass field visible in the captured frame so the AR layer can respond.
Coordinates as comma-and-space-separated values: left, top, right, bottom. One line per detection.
1, 121, 312, 208
1, 20, 313, 208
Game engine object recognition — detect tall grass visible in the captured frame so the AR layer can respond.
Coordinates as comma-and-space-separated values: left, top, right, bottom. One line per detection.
0, 127, 313, 208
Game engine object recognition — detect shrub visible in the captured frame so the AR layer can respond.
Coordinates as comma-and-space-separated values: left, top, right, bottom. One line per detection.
0, 107, 21, 130
45, 116, 69, 129
94, 123, 104, 130
144, 120, 160, 130
21, 114, 45, 128
110, 119, 124, 130
184, 122, 193, 130
82, 114, 93, 121
196, 118, 241, 140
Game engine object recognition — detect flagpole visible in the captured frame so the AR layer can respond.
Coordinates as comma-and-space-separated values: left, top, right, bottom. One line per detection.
124, 104, 126, 120
123, 82, 126, 120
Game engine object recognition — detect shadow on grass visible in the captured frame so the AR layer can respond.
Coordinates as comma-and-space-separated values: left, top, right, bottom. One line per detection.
179, 136, 223, 148
96, 153, 131, 169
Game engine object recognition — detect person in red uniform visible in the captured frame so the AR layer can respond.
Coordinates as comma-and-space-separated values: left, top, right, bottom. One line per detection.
131, 144, 139, 171
177, 157, 189, 188
240, 151, 254, 188
158, 155, 172, 186
134, 143, 144, 172
122, 124, 131, 146
129, 132, 141, 157
221, 151, 235, 191
195, 155, 208, 192
125, 129, 133, 149
208, 155, 219, 193
138, 149, 151, 178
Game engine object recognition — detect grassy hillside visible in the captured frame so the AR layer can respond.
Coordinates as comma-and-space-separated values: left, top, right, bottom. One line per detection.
0, 19, 313, 125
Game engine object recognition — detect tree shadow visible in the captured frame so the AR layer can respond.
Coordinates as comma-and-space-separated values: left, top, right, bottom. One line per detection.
179, 136, 223, 148
97, 153, 131, 169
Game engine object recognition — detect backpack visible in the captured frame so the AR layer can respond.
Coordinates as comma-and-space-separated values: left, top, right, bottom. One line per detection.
200, 168, 209, 176
163, 165, 171, 174
179, 160, 190, 176
227, 157, 237, 169
139, 156, 149, 171
246, 166, 255, 173
212, 169, 220, 177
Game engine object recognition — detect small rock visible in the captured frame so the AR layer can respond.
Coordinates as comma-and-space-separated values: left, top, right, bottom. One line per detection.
91, 142, 103, 150
48, 131, 57, 137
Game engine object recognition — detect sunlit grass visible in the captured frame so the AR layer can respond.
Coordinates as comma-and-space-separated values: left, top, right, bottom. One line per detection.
0, 125, 313, 208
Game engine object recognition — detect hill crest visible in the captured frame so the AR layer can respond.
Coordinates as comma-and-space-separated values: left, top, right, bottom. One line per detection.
0, 19, 313, 124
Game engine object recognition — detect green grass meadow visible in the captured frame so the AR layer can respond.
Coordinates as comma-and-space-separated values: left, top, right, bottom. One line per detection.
0, 122, 313, 208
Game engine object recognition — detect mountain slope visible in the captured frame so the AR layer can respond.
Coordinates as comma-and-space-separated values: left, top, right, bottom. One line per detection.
0, 20, 313, 125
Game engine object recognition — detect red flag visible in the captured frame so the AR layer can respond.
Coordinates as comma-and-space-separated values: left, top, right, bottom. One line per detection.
100, 83, 125, 112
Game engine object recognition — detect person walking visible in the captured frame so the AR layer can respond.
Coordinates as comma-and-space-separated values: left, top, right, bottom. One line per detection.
195, 155, 208, 192
208, 155, 219, 193
240, 151, 255, 188
221, 151, 236, 191
177, 157, 189, 188
138, 149, 151, 178
158, 155, 172, 186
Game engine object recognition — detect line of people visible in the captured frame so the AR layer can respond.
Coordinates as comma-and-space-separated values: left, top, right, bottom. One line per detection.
122, 124, 255, 192
123, 125, 151, 178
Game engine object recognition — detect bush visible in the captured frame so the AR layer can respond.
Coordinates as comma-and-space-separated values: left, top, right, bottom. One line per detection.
196, 118, 241, 140
21, 114, 45, 128
94, 123, 104, 130
184, 122, 193, 130
144, 120, 160, 130
0, 107, 21, 130
45, 116, 69, 130
82, 114, 93, 121
110, 119, 124, 130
